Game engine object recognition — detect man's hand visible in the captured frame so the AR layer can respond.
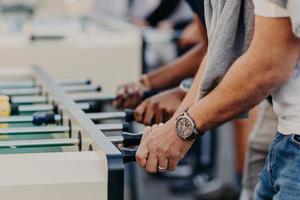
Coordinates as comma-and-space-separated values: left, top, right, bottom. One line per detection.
113, 82, 149, 109
136, 121, 194, 173
134, 88, 185, 126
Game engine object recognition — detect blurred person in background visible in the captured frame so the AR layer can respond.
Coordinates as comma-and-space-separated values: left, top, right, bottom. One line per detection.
129, 0, 193, 72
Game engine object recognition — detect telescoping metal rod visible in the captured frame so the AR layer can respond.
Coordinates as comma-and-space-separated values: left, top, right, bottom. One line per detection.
0, 79, 91, 89
87, 111, 132, 121
62, 85, 101, 93
0, 80, 36, 89
0, 137, 138, 163
8, 102, 92, 115
9, 93, 114, 105
0, 132, 142, 148
72, 90, 159, 102
0, 110, 134, 124
1, 85, 101, 96
0, 138, 79, 148
10, 96, 48, 104
57, 79, 91, 86
8, 90, 158, 105
0, 123, 129, 135
0, 88, 41, 96
0, 115, 62, 123
69, 93, 116, 102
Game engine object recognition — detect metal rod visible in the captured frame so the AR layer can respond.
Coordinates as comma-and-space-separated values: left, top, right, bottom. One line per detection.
2, 85, 100, 96
0, 79, 91, 90
0, 138, 79, 148
9, 90, 157, 105
0, 125, 70, 135
0, 133, 142, 149
0, 80, 36, 89
0, 88, 41, 96
107, 136, 124, 143
0, 115, 62, 123
87, 112, 126, 120
0, 123, 127, 135
77, 102, 92, 110
10, 96, 47, 104
9, 102, 91, 115
0, 111, 130, 123
57, 79, 91, 86
70, 93, 116, 102
18, 104, 54, 112
0, 136, 137, 162
62, 85, 101, 93
95, 124, 127, 131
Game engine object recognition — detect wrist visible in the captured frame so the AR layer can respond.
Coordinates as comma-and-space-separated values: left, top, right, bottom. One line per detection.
139, 74, 152, 89
174, 87, 186, 99
187, 107, 205, 134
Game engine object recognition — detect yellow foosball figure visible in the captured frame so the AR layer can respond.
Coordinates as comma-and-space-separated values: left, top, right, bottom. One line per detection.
0, 95, 10, 117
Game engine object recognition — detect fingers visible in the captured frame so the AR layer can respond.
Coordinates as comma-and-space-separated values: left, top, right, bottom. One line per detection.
135, 99, 167, 126
113, 86, 128, 108
135, 100, 156, 126
145, 147, 158, 173
143, 102, 156, 126
137, 124, 159, 172
136, 142, 149, 168
113, 83, 145, 109
141, 126, 152, 143
134, 100, 147, 122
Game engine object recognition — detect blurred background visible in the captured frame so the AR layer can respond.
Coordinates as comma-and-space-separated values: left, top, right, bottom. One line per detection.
0, 1, 244, 200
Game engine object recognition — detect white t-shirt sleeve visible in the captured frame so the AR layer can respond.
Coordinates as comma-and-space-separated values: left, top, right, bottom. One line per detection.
253, 0, 289, 17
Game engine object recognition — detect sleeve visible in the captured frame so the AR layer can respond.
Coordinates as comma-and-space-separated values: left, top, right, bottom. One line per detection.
253, 0, 289, 17
145, 0, 181, 27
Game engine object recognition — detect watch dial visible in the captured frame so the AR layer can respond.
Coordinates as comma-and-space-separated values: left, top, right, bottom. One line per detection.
176, 117, 193, 138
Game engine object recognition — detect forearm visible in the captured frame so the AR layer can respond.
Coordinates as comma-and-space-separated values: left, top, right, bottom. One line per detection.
188, 16, 300, 133
148, 43, 207, 90
189, 52, 296, 132
172, 55, 207, 118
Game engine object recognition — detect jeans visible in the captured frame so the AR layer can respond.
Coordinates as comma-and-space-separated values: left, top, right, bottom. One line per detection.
254, 133, 300, 200
240, 100, 277, 200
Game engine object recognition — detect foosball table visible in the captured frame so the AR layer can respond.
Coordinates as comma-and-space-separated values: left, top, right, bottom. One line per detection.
0, 66, 141, 200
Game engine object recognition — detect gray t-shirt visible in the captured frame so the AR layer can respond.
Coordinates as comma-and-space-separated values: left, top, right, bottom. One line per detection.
198, 0, 254, 99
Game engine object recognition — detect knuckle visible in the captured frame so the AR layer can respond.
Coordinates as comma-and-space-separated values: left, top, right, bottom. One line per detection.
169, 154, 180, 162
158, 147, 168, 155
135, 153, 143, 162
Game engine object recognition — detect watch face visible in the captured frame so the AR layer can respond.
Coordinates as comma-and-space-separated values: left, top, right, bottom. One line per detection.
176, 116, 193, 139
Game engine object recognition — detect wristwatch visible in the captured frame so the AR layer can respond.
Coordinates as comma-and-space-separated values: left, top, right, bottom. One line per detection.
179, 78, 193, 94
175, 108, 201, 140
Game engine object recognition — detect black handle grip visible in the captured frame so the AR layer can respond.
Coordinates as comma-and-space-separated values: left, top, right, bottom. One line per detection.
10, 104, 19, 115
142, 90, 158, 100
124, 109, 135, 122
33, 111, 56, 126
122, 123, 130, 132
95, 86, 102, 92
85, 101, 100, 112
122, 132, 143, 147
121, 147, 137, 163
31, 35, 65, 41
